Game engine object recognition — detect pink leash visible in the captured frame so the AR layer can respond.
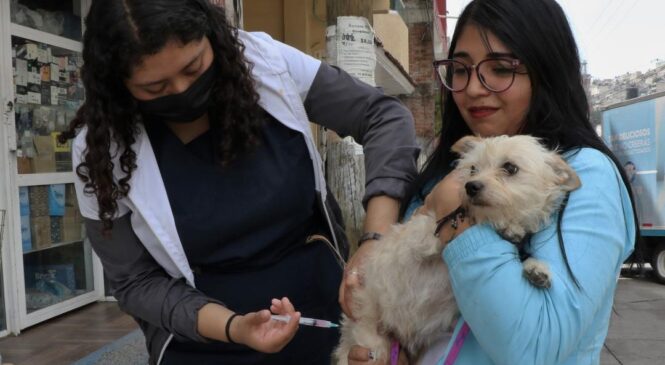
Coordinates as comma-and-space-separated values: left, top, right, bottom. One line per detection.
443, 321, 471, 365
390, 340, 400, 365
390, 320, 471, 365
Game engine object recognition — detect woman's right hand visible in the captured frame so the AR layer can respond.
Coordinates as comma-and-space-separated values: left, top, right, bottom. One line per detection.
231, 297, 301, 353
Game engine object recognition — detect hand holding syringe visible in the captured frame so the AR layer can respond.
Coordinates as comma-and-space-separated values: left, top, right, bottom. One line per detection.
269, 297, 339, 328
223, 297, 300, 353
271, 314, 339, 328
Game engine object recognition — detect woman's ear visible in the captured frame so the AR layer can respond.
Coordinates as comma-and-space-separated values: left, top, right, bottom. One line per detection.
451, 135, 482, 155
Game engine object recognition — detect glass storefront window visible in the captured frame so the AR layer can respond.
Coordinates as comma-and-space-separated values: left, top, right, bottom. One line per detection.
11, 36, 84, 175
24, 241, 94, 313
9, 0, 83, 42
1, 0, 98, 332
18, 184, 92, 313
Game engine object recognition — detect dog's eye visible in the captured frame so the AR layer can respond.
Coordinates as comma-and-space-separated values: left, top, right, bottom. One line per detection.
470, 165, 477, 175
502, 162, 519, 175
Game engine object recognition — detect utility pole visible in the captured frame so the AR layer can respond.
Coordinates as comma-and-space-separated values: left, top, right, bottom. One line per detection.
326, 0, 373, 25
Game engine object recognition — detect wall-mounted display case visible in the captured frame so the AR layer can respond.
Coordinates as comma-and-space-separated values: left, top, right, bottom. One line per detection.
0, 0, 104, 335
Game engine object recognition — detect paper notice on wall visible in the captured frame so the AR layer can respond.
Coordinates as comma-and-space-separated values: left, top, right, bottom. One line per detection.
333, 16, 376, 87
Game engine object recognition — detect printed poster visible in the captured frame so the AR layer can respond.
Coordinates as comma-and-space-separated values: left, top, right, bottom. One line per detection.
602, 99, 662, 228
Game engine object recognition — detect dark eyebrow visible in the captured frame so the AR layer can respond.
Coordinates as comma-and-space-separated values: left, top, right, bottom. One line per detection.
451, 51, 471, 59
487, 51, 517, 58
451, 51, 517, 60
136, 49, 204, 87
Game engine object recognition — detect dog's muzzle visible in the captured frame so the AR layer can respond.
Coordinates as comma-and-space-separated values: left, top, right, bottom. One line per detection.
465, 181, 484, 197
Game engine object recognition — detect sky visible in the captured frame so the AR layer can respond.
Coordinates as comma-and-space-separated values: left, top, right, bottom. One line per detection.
443, 0, 665, 80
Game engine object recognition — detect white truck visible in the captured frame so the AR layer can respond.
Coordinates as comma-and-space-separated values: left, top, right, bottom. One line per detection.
601, 90, 665, 283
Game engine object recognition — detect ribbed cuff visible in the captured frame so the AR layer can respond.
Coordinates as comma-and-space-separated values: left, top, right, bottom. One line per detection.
362, 177, 411, 209
180, 297, 225, 343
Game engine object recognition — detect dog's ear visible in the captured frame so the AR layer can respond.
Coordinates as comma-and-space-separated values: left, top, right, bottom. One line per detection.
451, 135, 482, 155
547, 155, 581, 191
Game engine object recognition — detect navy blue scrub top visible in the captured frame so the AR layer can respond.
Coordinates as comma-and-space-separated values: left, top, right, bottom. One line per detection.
146, 110, 323, 273
147, 110, 342, 364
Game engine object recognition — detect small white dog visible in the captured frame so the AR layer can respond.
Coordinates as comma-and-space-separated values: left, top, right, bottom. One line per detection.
334, 135, 581, 364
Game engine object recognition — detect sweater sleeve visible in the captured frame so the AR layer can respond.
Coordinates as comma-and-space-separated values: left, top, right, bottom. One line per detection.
72, 130, 221, 343
304, 62, 420, 205
442, 149, 635, 364
250, 32, 419, 205
85, 215, 223, 343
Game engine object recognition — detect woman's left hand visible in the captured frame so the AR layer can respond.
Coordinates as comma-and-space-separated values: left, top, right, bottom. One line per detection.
348, 345, 410, 365
339, 240, 376, 319
418, 170, 473, 244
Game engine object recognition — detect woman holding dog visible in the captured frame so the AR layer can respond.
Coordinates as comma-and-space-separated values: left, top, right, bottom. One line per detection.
62, 0, 419, 364
346, 0, 637, 364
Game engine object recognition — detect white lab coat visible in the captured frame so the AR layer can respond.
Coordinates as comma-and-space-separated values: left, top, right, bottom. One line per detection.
73, 31, 336, 287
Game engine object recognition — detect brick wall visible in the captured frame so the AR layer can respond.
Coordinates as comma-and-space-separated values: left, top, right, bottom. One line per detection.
400, 22, 436, 140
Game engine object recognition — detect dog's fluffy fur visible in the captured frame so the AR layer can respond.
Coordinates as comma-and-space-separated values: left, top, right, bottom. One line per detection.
334, 135, 581, 364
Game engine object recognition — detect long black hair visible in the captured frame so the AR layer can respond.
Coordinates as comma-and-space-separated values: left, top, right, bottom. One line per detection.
60, 0, 262, 229
402, 0, 641, 280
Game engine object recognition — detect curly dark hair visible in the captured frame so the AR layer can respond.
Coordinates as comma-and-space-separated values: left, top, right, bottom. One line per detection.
60, 0, 262, 229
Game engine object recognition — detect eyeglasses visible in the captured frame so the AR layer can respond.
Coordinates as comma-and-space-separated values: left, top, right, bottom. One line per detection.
433, 58, 527, 93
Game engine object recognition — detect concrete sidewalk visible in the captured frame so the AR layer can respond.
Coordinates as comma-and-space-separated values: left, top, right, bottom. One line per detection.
601, 275, 665, 364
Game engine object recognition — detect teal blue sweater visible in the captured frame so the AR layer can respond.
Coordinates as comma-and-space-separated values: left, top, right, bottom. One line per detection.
408, 148, 635, 365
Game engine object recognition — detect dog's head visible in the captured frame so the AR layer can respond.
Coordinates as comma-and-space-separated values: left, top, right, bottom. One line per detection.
451, 135, 581, 237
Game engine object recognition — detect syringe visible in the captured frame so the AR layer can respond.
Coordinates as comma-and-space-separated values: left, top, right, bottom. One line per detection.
270, 314, 339, 328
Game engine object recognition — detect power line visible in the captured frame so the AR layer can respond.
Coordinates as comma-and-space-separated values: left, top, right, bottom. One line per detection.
586, 0, 619, 35
589, 0, 638, 42
602, 0, 640, 37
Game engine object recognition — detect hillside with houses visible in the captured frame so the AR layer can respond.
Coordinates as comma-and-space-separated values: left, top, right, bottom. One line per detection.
590, 60, 665, 110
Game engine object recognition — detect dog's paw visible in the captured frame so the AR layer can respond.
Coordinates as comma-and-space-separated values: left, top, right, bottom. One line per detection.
522, 258, 551, 288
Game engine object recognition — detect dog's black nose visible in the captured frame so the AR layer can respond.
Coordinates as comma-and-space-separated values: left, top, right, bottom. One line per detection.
465, 181, 484, 197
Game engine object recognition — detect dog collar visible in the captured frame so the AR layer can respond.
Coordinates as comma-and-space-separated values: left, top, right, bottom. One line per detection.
434, 206, 466, 237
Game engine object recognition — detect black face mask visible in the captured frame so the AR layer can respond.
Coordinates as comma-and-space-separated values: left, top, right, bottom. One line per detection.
137, 62, 216, 124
